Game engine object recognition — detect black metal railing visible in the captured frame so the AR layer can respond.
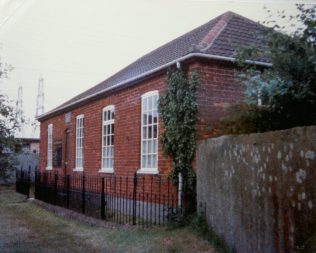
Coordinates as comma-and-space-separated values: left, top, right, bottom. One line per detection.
16, 167, 32, 198
34, 171, 181, 226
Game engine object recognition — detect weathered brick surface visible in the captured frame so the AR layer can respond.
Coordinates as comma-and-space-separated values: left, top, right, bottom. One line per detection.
192, 60, 243, 139
39, 59, 243, 179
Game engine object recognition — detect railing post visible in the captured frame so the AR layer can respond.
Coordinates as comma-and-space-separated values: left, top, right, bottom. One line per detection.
15, 168, 18, 192
178, 173, 183, 209
54, 173, 58, 205
101, 177, 105, 220
21, 169, 25, 195
27, 165, 31, 198
82, 174, 85, 214
132, 172, 138, 225
44, 171, 47, 185
34, 166, 37, 185
34, 169, 38, 199
66, 175, 70, 209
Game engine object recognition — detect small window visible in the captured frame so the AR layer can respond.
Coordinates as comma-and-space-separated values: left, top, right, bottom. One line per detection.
46, 124, 53, 170
74, 115, 84, 171
100, 105, 115, 173
53, 142, 62, 167
139, 91, 159, 174
65, 112, 71, 125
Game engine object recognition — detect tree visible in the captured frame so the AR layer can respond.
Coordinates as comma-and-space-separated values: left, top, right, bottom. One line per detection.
222, 4, 316, 133
0, 61, 18, 181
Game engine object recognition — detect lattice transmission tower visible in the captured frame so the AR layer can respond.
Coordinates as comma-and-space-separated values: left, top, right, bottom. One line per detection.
32, 76, 45, 138
16, 85, 24, 137
36, 76, 45, 117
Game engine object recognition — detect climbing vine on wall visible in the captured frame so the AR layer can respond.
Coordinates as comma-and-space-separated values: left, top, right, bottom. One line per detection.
159, 68, 199, 193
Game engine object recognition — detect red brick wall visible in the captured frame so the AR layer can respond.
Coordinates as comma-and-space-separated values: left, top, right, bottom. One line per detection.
40, 74, 171, 177
39, 59, 243, 177
192, 60, 243, 140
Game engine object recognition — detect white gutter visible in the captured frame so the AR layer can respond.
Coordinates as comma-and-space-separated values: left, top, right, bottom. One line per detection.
37, 53, 271, 120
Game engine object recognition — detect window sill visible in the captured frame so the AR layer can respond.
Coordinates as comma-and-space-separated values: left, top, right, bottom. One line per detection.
98, 168, 114, 174
137, 168, 159, 175
73, 167, 84, 172
45, 167, 53, 171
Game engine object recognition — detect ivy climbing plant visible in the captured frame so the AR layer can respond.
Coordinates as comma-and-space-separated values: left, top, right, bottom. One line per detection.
158, 68, 199, 199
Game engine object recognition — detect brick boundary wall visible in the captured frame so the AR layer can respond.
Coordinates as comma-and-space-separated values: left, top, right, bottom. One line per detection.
197, 126, 316, 253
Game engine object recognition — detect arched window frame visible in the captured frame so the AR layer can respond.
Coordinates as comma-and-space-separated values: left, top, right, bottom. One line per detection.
139, 90, 159, 174
99, 105, 115, 173
74, 114, 84, 171
46, 124, 53, 170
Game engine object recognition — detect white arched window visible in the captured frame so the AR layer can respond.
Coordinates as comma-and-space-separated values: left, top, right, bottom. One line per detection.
140, 91, 159, 174
46, 124, 53, 170
74, 114, 84, 171
99, 105, 115, 173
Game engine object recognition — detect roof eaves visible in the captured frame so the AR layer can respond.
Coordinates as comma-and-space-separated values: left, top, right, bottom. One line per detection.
37, 53, 271, 121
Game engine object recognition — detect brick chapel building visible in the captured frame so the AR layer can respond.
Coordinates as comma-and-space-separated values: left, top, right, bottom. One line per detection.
37, 11, 269, 178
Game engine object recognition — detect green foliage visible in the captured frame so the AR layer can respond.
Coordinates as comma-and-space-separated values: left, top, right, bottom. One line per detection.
168, 210, 232, 253
0, 61, 19, 180
169, 209, 188, 228
158, 68, 199, 206
223, 4, 316, 134
190, 213, 232, 253
221, 103, 272, 135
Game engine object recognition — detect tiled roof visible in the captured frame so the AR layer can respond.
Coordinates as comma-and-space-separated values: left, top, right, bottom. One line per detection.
39, 11, 268, 120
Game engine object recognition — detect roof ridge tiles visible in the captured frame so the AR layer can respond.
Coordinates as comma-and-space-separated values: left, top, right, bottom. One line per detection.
198, 11, 235, 52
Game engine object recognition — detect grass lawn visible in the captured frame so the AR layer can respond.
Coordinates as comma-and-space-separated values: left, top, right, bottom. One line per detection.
0, 186, 215, 253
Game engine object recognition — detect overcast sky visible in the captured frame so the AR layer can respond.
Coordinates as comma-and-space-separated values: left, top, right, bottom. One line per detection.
0, 0, 314, 137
